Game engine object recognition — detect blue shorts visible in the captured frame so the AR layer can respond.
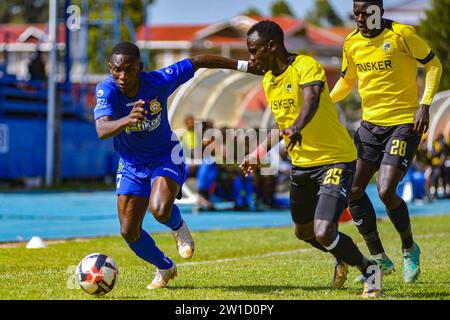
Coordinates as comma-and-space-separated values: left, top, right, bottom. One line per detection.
116, 156, 187, 198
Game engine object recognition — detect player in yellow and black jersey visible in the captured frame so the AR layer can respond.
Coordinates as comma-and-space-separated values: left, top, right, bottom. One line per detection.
330, 0, 442, 284
240, 20, 382, 298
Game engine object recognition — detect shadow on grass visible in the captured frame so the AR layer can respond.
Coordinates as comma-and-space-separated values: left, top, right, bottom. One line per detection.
101, 285, 347, 300
384, 290, 450, 299
165, 284, 344, 293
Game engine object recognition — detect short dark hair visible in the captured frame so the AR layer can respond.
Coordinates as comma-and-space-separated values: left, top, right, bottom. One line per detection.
353, 0, 383, 6
110, 42, 140, 61
247, 20, 284, 44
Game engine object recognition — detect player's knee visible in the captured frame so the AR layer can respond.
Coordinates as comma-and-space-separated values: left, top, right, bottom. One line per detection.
149, 201, 172, 223
120, 226, 141, 244
294, 223, 314, 241
350, 186, 365, 201
377, 183, 397, 205
314, 221, 337, 247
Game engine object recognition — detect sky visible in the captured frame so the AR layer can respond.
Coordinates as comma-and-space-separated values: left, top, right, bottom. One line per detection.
147, 0, 406, 25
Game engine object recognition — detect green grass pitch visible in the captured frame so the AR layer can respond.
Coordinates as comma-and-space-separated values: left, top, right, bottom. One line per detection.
0, 214, 449, 300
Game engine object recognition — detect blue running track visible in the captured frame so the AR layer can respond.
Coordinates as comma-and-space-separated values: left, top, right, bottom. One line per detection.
0, 185, 449, 242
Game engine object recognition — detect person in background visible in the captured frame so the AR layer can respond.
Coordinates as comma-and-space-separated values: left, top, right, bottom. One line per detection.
28, 50, 47, 81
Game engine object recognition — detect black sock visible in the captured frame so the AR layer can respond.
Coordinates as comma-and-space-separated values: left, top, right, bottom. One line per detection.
328, 232, 364, 267
386, 200, 414, 249
349, 193, 386, 256
305, 238, 328, 253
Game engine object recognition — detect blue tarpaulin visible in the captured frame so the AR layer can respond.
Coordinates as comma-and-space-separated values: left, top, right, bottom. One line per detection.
0, 118, 117, 178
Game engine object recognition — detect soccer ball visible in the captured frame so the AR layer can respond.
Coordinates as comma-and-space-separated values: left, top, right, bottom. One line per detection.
76, 253, 118, 295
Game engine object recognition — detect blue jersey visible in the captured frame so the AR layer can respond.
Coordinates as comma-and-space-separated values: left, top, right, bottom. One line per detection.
93, 59, 194, 164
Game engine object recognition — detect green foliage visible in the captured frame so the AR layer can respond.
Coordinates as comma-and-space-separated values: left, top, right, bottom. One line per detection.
270, 0, 295, 18
306, 0, 343, 27
70, 0, 145, 73
241, 6, 263, 17
419, 0, 450, 91
0, 0, 49, 23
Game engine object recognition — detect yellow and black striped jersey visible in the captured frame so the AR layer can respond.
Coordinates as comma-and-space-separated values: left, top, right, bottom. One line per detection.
263, 54, 356, 167
341, 20, 435, 126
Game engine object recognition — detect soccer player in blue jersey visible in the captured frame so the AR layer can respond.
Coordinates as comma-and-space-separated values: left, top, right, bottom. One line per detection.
94, 42, 256, 289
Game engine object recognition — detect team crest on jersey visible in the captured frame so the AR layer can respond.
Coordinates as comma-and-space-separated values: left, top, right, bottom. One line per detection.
165, 68, 173, 74
286, 83, 292, 93
148, 98, 162, 115
97, 89, 104, 97
382, 40, 393, 53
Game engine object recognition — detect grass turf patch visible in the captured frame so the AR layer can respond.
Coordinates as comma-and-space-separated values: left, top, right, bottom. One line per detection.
0, 214, 449, 300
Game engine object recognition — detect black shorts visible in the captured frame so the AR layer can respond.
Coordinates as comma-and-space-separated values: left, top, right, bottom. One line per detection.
354, 121, 421, 171
290, 161, 355, 225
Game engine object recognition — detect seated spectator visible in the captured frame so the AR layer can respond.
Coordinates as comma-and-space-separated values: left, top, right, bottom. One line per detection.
428, 134, 447, 199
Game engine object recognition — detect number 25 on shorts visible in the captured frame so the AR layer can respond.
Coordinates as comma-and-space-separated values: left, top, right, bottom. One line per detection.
323, 168, 342, 185
390, 139, 407, 157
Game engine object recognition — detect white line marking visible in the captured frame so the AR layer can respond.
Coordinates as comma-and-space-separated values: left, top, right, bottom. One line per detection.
177, 232, 449, 268
178, 248, 314, 267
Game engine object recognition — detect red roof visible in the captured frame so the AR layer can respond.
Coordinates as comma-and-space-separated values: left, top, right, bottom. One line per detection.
307, 25, 345, 46
0, 24, 66, 43
327, 26, 356, 37
137, 16, 344, 48
250, 15, 304, 34
0, 18, 349, 48
136, 25, 207, 42
136, 16, 305, 44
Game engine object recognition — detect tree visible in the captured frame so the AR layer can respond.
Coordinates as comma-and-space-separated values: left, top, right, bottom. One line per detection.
0, 0, 48, 23
70, 0, 145, 73
306, 0, 343, 27
420, 0, 450, 91
241, 7, 263, 17
270, 0, 295, 18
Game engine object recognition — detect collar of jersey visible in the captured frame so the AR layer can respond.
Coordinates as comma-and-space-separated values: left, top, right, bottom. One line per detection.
267, 53, 298, 85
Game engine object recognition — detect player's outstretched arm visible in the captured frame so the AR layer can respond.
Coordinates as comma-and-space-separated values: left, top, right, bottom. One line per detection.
282, 84, 322, 151
189, 54, 261, 75
95, 100, 147, 140
413, 55, 443, 134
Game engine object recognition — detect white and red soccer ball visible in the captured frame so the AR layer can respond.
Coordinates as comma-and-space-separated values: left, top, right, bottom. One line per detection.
76, 253, 118, 295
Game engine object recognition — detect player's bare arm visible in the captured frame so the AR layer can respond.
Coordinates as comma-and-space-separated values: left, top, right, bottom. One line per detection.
189, 54, 260, 74
283, 84, 322, 151
95, 100, 147, 140
413, 104, 430, 134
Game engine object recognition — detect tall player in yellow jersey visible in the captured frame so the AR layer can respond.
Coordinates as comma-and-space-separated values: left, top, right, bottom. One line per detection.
330, 0, 442, 284
240, 20, 382, 298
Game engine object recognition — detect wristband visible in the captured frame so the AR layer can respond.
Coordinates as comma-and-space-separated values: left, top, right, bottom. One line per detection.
237, 60, 248, 73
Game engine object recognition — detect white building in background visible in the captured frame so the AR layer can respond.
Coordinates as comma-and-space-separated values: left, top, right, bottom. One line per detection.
383, 0, 431, 26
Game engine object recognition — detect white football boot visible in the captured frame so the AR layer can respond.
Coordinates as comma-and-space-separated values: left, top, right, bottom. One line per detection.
147, 263, 177, 289
172, 220, 195, 259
